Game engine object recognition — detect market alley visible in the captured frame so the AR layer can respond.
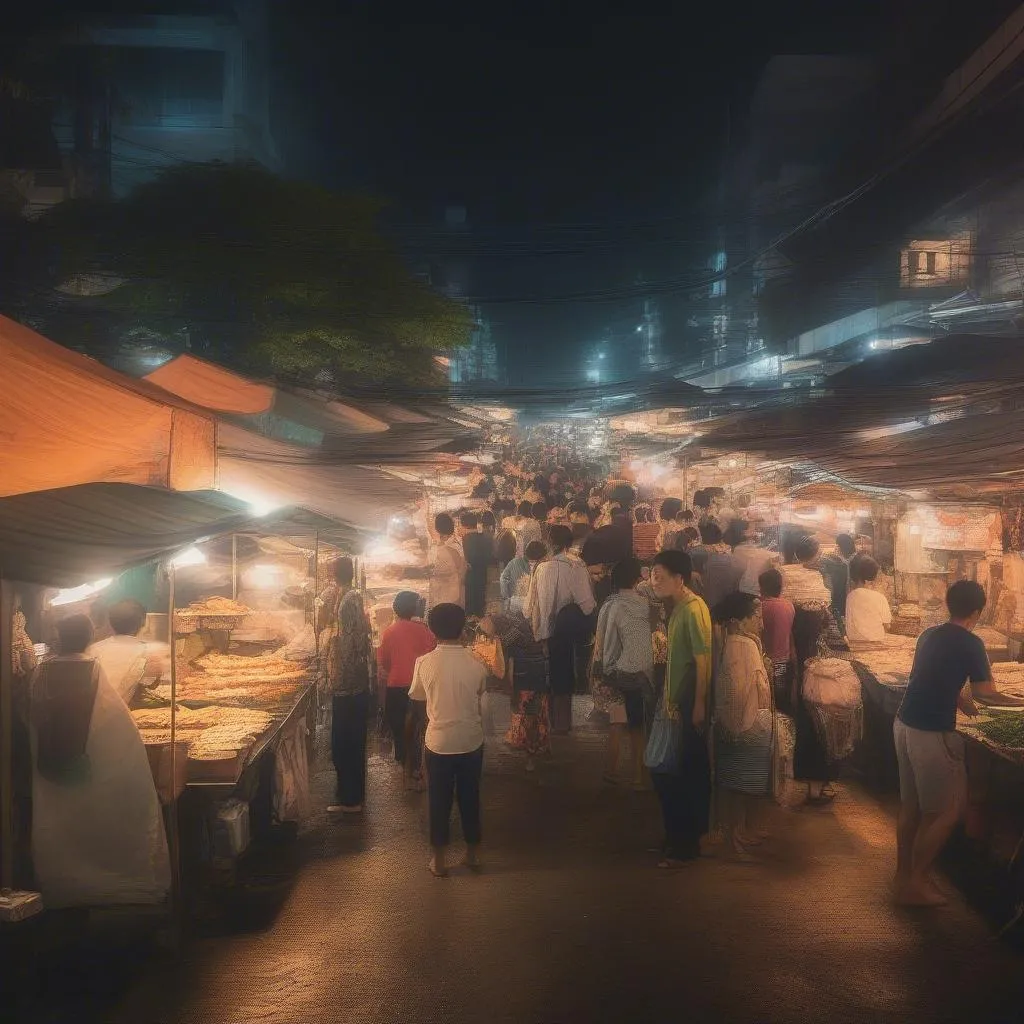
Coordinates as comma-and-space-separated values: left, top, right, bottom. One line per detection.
78, 700, 1024, 1024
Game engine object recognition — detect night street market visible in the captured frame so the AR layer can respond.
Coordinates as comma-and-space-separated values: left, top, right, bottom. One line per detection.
5, 2, 1024, 1022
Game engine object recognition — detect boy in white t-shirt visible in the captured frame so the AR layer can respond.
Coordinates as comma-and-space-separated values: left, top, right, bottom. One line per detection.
845, 555, 892, 647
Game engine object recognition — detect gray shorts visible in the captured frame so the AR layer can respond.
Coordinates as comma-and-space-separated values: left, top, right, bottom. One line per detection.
893, 718, 967, 817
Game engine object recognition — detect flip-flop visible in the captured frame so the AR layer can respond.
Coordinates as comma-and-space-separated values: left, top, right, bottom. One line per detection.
656, 858, 693, 870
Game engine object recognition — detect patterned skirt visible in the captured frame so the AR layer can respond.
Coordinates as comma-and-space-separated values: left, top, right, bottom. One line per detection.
505, 690, 550, 755
716, 740, 772, 796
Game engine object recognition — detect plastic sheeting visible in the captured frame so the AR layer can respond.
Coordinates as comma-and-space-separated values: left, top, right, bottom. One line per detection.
0, 316, 216, 496
217, 422, 424, 535
145, 353, 274, 416
0, 484, 254, 587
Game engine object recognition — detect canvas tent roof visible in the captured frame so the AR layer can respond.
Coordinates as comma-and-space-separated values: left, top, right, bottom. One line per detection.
0, 484, 254, 587
217, 422, 422, 536
0, 317, 217, 497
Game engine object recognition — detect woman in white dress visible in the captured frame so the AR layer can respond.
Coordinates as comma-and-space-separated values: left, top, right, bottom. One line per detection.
31, 614, 170, 909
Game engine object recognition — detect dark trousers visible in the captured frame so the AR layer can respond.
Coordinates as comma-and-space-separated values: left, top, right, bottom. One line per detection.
331, 691, 369, 807
549, 631, 588, 733
651, 739, 711, 860
384, 687, 410, 763
425, 745, 484, 848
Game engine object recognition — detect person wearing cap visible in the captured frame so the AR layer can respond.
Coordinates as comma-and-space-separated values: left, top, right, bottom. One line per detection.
377, 591, 437, 783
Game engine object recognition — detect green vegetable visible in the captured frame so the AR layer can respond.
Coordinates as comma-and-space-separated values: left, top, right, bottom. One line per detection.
975, 714, 1024, 748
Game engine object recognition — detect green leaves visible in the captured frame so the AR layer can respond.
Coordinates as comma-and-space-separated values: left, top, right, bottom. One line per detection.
34, 161, 472, 384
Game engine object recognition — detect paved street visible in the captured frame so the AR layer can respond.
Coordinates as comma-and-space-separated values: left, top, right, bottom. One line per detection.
16, 699, 1024, 1024
99, 698, 1023, 1024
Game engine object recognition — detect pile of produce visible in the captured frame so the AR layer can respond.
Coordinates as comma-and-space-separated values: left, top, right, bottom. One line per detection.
974, 714, 1024, 749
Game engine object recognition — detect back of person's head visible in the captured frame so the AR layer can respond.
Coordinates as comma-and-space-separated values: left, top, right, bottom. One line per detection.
108, 598, 147, 637
711, 590, 759, 626
460, 511, 479, 530
722, 520, 749, 549
435, 513, 455, 538
794, 535, 820, 565
659, 497, 683, 522
548, 524, 573, 552
850, 554, 879, 584
532, 501, 548, 521
428, 602, 466, 641
699, 522, 723, 545
836, 534, 856, 558
675, 526, 700, 551
678, 509, 696, 524
334, 556, 355, 586
611, 557, 643, 591
610, 483, 636, 508
653, 549, 693, 583
947, 579, 987, 621
759, 568, 783, 598
57, 613, 94, 655
525, 540, 547, 562
393, 591, 421, 620
517, 500, 532, 517
481, 510, 496, 530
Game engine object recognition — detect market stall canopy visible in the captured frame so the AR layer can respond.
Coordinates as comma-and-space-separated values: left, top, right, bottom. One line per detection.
0, 484, 256, 587
0, 317, 217, 497
826, 334, 1024, 395
144, 354, 477, 455
217, 422, 423, 537
808, 409, 1024, 496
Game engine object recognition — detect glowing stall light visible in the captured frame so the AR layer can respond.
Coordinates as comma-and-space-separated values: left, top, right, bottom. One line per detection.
170, 546, 207, 569
221, 486, 282, 518
49, 578, 113, 608
246, 563, 284, 588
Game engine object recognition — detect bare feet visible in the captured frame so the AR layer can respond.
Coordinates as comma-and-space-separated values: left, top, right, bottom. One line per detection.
429, 855, 448, 878
895, 879, 947, 907
462, 849, 483, 873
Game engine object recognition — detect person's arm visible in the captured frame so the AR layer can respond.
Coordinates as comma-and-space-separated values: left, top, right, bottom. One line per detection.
693, 652, 712, 732
408, 656, 426, 702
499, 560, 516, 601
377, 629, 391, 678
573, 563, 597, 616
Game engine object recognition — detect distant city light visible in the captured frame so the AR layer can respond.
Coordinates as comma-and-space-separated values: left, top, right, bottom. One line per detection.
636, 326, 643, 333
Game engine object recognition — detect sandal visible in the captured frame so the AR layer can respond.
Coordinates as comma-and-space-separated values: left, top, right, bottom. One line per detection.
428, 859, 448, 879
656, 857, 694, 870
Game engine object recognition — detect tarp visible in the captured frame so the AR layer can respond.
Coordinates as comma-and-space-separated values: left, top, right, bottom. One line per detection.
0, 484, 255, 587
217, 422, 422, 537
0, 317, 217, 497
145, 353, 274, 416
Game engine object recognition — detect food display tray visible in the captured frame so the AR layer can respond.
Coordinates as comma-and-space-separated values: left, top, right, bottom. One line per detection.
187, 746, 250, 784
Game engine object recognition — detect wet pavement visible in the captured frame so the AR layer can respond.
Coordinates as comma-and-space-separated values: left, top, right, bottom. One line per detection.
13, 697, 1024, 1023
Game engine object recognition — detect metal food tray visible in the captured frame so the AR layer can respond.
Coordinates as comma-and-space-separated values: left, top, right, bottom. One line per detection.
186, 745, 250, 783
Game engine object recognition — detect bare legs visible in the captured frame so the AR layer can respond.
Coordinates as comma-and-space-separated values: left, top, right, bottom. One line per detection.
896, 805, 959, 906
604, 724, 646, 787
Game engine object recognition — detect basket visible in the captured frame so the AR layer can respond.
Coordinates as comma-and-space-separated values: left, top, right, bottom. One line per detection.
174, 612, 249, 634
889, 615, 921, 638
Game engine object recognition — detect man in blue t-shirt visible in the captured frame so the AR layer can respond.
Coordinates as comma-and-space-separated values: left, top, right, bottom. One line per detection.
894, 580, 1024, 906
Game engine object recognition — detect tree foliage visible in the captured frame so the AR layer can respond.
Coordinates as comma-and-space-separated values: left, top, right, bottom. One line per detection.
36, 161, 472, 384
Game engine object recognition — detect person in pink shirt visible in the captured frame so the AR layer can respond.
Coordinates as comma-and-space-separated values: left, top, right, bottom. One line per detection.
377, 591, 437, 785
759, 568, 796, 714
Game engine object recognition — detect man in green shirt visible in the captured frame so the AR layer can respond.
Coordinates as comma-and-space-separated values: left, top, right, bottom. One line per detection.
650, 550, 713, 866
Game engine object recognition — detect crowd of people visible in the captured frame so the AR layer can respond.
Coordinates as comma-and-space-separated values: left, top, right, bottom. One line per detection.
318, 452, 923, 875
11, 447, 1020, 908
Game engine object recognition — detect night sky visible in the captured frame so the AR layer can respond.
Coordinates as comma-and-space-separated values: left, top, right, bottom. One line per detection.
275, 0, 1004, 382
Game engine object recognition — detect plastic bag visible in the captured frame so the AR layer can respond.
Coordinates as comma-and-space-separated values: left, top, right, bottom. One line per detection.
803, 657, 862, 708
644, 701, 681, 774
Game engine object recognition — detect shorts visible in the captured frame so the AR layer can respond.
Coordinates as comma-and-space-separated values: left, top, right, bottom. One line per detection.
893, 718, 967, 817
609, 688, 646, 729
